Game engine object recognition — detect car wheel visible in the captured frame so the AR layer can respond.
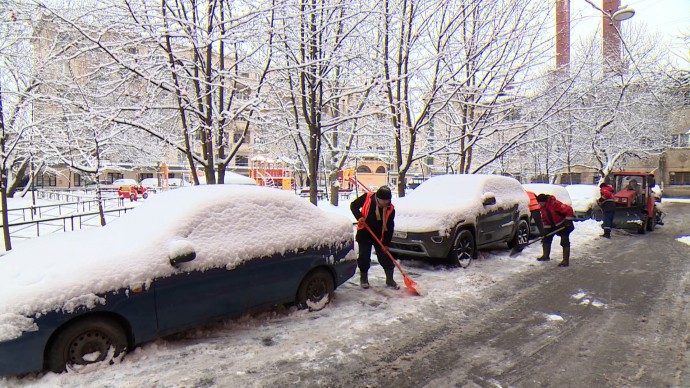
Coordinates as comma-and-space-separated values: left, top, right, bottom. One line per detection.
296, 269, 334, 311
449, 229, 475, 269
47, 317, 128, 373
142, 192, 148, 199
508, 219, 530, 249
129, 193, 136, 201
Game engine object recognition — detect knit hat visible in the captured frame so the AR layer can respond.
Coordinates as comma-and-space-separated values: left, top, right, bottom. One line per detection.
536, 193, 549, 203
375, 186, 392, 200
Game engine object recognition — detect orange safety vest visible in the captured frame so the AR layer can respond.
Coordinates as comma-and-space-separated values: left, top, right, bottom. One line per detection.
526, 191, 540, 211
357, 192, 394, 241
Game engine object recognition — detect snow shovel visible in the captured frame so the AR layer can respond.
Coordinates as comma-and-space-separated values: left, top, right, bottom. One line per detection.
509, 226, 566, 257
362, 223, 420, 296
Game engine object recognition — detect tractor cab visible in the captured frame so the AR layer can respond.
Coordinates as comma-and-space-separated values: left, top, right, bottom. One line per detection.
610, 171, 660, 233
612, 173, 651, 207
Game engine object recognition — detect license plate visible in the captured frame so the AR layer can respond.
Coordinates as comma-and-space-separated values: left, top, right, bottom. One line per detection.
393, 231, 407, 239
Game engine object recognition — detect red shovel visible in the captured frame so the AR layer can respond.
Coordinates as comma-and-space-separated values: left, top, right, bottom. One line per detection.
362, 223, 420, 295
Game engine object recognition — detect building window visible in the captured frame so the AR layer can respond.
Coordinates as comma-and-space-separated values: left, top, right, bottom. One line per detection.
36, 173, 57, 187
670, 133, 690, 148
74, 173, 82, 186
139, 173, 153, 181
531, 174, 549, 183
235, 155, 249, 167
669, 171, 690, 185
108, 173, 124, 183
356, 165, 372, 173
560, 173, 581, 184
233, 131, 251, 143
375, 166, 387, 174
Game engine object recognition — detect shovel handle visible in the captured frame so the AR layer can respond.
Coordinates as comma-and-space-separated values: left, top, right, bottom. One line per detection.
361, 223, 420, 294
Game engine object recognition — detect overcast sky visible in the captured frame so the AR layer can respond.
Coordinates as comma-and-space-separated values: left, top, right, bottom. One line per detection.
571, 0, 688, 65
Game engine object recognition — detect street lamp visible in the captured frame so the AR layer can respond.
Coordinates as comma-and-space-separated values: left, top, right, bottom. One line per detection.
612, 4, 635, 22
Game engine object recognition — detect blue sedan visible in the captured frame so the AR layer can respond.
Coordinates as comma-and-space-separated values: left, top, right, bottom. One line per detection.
0, 185, 356, 376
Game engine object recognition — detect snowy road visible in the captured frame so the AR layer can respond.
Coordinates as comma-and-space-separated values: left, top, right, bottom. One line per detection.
4, 201, 689, 387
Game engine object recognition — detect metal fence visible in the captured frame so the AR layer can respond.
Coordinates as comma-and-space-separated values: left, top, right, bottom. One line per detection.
5, 207, 134, 240
2, 190, 132, 241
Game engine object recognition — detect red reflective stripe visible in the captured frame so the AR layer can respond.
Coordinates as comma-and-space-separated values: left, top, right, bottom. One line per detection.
357, 192, 375, 231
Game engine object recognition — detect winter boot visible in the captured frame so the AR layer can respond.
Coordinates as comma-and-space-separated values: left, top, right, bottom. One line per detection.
384, 268, 400, 290
558, 246, 570, 267
536, 242, 551, 261
602, 228, 611, 239
359, 271, 370, 289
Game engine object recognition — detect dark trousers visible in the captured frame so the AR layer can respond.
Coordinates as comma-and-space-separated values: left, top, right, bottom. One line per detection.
602, 211, 615, 229
530, 209, 545, 236
357, 237, 394, 272
543, 222, 574, 248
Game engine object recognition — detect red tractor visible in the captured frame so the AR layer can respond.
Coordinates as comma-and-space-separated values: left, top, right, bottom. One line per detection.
611, 171, 661, 233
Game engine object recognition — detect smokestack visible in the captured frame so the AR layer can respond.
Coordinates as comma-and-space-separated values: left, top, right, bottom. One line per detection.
602, 0, 622, 74
555, 0, 570, 72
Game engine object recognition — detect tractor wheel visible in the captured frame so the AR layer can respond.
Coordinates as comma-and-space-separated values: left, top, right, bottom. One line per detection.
646, 209, 656, 231
637, 214, 647, 234
129, 194, 136, 202
142, 192, 149, 199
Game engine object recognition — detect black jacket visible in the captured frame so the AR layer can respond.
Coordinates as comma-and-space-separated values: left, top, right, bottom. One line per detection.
350, 193, 395, 246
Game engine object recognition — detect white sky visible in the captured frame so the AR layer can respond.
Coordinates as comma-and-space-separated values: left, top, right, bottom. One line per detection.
571, 0, 689, 65
0, 188, 689, 386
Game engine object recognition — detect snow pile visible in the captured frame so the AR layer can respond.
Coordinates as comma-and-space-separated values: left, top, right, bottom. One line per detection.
0, 185, 354, 336
394, 174, 530, 235
677, 236, 690, 247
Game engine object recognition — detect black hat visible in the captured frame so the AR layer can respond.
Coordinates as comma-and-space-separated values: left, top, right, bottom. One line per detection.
375, 186, 392, 200
536, 193, 549, 203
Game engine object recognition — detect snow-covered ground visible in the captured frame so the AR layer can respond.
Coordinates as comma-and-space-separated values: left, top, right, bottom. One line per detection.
1, 193, 689, 387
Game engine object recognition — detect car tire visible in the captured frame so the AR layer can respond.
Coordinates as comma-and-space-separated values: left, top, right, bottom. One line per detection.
142, 192, 148, 199
296, 268, 334, 311
449, 228, 475, 269
129, 193, 136, 201
508, 219, 530, 249
47, 317, 128, 373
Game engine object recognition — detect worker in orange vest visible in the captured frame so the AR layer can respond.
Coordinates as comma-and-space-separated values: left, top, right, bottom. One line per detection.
526, 190, 544, 237
350, 186, 397, 289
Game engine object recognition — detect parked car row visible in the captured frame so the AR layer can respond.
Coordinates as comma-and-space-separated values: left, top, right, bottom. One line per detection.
0, 176, 607, 377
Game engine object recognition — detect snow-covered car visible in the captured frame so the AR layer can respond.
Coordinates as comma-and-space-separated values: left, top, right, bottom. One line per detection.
389, 174, 531, 268
0, 185, 356, 377
565, 184, 602, 220
522, 183, 573, 236
139, 178, 160, 191
110, 178, 138, 187
196, 171, 257, 185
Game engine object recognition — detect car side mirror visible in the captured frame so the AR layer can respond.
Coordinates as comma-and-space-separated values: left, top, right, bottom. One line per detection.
168, 240, 196, 266
482, 194, 496, 206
